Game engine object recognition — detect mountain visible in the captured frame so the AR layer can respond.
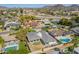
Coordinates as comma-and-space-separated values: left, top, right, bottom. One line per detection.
70, 4, 79, 7
44, 4, 64, 8
0, 6, 7, 8
44, 4, 79, 8
68, 4, 79, 11
43, 4, 79, 11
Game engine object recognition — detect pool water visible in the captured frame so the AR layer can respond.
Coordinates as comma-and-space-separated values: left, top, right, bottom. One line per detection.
2, 44, 19, 52
4, 46, 17, 51
59, 37, 71, 43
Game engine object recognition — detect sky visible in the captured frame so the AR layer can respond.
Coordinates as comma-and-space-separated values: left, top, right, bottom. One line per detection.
0, 4, 74, 8
0, 4, 46, 8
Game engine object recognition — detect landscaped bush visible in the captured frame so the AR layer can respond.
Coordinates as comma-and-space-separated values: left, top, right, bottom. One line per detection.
0, 36, 4, 45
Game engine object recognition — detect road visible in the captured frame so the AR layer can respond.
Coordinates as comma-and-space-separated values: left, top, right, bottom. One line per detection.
0, 31, 10, 35
36, 15, 71, 19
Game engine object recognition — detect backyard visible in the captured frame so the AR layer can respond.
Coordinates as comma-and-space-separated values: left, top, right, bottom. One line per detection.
6, 28, 31, 54
7, 41, 30, 54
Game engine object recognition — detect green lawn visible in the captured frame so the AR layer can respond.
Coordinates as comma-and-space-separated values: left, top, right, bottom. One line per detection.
75, 36, 79, 40
7, 41, 30, 54
17, 41, 30, 54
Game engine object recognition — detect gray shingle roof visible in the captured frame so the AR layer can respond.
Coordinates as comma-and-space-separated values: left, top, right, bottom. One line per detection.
27, 31, 56, 44
74, 47, 79, 53
40, 31, 56, 44
27, 32, 41, 42
71, 27, 79, 33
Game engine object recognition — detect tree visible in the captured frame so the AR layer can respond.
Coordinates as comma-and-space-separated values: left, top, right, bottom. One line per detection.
0, 21, 4, 27
54, 48, 60, 51
0, 36, 4, 47
16, 28, 27, 41
15, 28, 30, 52
19, 15, 36, 25
70, 12, 78, 16
71, 16, 79, 23
67, 36, 79, 53
67, 46, 74, 52
27, 27, 36, 32
58, 18, 72, 26
49, 18, 53, 21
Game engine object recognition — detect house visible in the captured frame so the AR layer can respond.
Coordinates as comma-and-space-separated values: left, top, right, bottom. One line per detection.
0, 18, 8, 22
24, 20, 42, 28
42, 19, 51, 25
0, 34, 19, 53
27, 31, 57, 45
48, 29, 67, 36
26, 32, 43, 51
4, 21, 20, 31
27, 31, 57, 51
27, 32, 41, 42
51, 18, 60, 24
74, 47, 79, 54
71, 27, 79, 34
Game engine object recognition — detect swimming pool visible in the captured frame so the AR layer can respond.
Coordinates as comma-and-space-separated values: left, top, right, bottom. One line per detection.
3, 44, 19, 52
4, 46, 17, 51
57, 36, 72, 43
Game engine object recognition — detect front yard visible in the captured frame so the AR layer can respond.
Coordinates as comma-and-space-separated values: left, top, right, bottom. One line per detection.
28, 41, 44, 52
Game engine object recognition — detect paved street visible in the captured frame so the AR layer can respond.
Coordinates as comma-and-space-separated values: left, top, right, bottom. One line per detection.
0, 34, 17, 42
0, 31, 10, 35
